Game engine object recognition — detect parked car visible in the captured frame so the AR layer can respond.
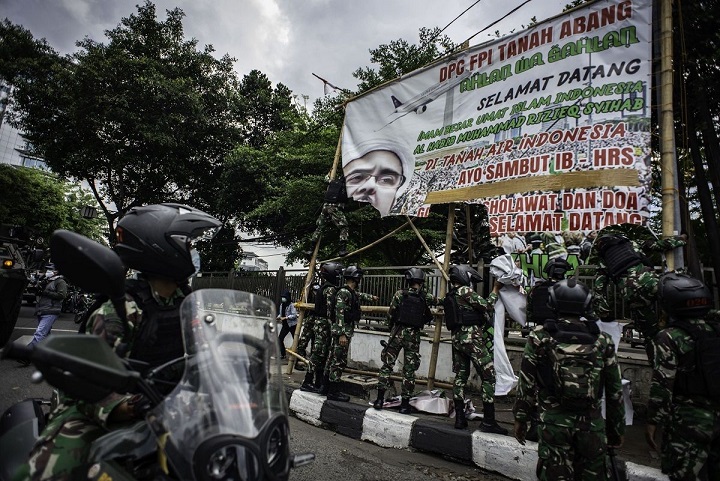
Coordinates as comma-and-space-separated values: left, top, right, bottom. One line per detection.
0, 240, 28, 346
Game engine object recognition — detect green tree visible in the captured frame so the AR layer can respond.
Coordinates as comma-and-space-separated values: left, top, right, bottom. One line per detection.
1, 3, 243, 243
0, 164, 105, 245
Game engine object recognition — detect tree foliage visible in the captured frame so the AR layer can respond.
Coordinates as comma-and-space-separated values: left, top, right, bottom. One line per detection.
0, 164, 105, 245
1, 3, 243, 242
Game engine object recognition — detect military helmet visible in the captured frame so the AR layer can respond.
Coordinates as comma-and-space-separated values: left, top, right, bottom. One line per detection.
548, 278, 592, 316
343, 265, 364, 281
448, 264, 483, 286
543, 257, 571, 280
114, 203, 221, 282
658, 272, 713, 319
404, 267, 425, 285
319, 262, 344, 283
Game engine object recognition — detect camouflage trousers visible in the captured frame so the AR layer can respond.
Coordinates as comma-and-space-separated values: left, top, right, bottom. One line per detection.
536, 417, 609, 481
312, 203, 348, 242
308, 316, 331, 376
16, 404, 104, 481
451, 324, 496, 403
377, 326, 422, 398
327, 329, 352, 383
296, 315, 316, 357
659, 404, 720, 481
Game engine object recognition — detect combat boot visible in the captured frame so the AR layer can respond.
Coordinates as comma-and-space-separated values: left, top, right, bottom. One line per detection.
373, 389, 386, 410
300, 371, 316, 392
326, 382, 350, 402
454, 399, 468, 430
480, 402, 508, 435
525, 416, 539, 442
317, 372, 330, 396
399, 397, 412, 415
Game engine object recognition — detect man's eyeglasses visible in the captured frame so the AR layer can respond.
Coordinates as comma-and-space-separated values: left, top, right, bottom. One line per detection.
346, 172, 405, 188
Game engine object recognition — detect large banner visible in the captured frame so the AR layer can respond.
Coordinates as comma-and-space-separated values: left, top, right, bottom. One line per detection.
342, 0, 652, 237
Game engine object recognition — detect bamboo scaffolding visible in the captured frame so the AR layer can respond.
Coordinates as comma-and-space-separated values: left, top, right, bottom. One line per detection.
319, 220, 412, 263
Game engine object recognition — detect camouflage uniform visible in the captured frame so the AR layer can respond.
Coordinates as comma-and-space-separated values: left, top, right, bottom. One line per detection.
296, 313, 315, 358
311, 203, 348, 243
647, 315, 720, 481
450, 286, 498, 403
592, 237, 686, 358
19, 289, 185, 481
513, 316, 625, 481
307, 284, 337, 376
377, 287, 441, 398
327, 285, 375, 383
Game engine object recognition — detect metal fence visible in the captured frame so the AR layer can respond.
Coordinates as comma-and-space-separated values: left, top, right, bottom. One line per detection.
192, 263, 714, 322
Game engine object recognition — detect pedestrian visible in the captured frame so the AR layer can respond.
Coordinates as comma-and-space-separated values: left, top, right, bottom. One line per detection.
324, 265, 379, 402
513, 278, 625, 480
18, 203, 221, 480
308, 174, 349, 257
276, 289, 298, 360
646, 272, 720, 481
591, 231, 686, 360
24, 263, 67, 354
374, 268, 441, 413
444, 264, 507, 433
300, 262, 344, 393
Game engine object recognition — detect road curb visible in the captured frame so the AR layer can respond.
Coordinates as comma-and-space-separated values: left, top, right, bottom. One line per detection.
286, 388, 668, 481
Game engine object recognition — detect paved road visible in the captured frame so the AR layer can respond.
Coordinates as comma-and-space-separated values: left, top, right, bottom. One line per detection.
2, 305, 508, 480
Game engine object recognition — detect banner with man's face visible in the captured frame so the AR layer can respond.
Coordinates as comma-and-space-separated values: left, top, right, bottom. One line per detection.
342, 0, 652, 235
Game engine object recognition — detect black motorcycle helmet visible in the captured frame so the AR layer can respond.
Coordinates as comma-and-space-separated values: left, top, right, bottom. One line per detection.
548, 278, 592, 316
448, 264, 483, 287
657, 272, 713, 319
319, 262, 344, 284
404, 267, 425, 285
114, 203, 221, 282
543, 257, 571, 280
343, 265, 363, 282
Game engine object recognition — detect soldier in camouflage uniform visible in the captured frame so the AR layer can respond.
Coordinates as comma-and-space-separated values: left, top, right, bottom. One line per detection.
17, 204, 221, 481
300, 263, 343, 393
373, 268, 441, 414
646, 273, 720, 481
309, 175, 349, 257
294, 280, 320, 371
514, 279, 625, 481
445, 264, 506, 433
591, 232, 687, 360
324, 265, 378, 402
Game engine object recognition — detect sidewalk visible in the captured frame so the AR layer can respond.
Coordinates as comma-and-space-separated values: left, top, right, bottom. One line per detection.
281, 369, 668, 481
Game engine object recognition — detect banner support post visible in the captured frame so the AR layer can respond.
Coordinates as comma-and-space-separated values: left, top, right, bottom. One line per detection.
427, 204, 455, 390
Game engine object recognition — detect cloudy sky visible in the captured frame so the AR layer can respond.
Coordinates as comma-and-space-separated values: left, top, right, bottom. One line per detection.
3, 0, 571, 269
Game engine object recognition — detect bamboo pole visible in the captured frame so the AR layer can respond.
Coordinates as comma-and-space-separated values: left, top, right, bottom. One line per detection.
287, 134, 344, 375
660, 0, 678, 269
427, 205, 455, 389
406, 216, 450, 281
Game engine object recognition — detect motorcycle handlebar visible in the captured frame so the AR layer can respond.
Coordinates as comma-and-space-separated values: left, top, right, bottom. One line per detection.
1, 342, 33, 361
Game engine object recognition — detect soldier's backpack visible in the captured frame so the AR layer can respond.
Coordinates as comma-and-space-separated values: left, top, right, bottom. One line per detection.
543, 320, 602, 411
670, 319, 720, 403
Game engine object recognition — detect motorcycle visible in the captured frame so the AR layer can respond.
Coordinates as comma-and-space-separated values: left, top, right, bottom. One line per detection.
0, 230, 314, 481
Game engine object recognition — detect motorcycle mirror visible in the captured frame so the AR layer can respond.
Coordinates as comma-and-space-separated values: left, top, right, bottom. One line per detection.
49, 230, 125, 299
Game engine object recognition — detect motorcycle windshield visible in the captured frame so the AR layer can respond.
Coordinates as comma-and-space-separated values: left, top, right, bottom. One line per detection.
147, 289, 289, 480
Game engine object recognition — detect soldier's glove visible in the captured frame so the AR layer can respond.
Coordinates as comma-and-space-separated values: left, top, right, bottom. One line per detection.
642, 239, 655, 250
127, 394, 152, 419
